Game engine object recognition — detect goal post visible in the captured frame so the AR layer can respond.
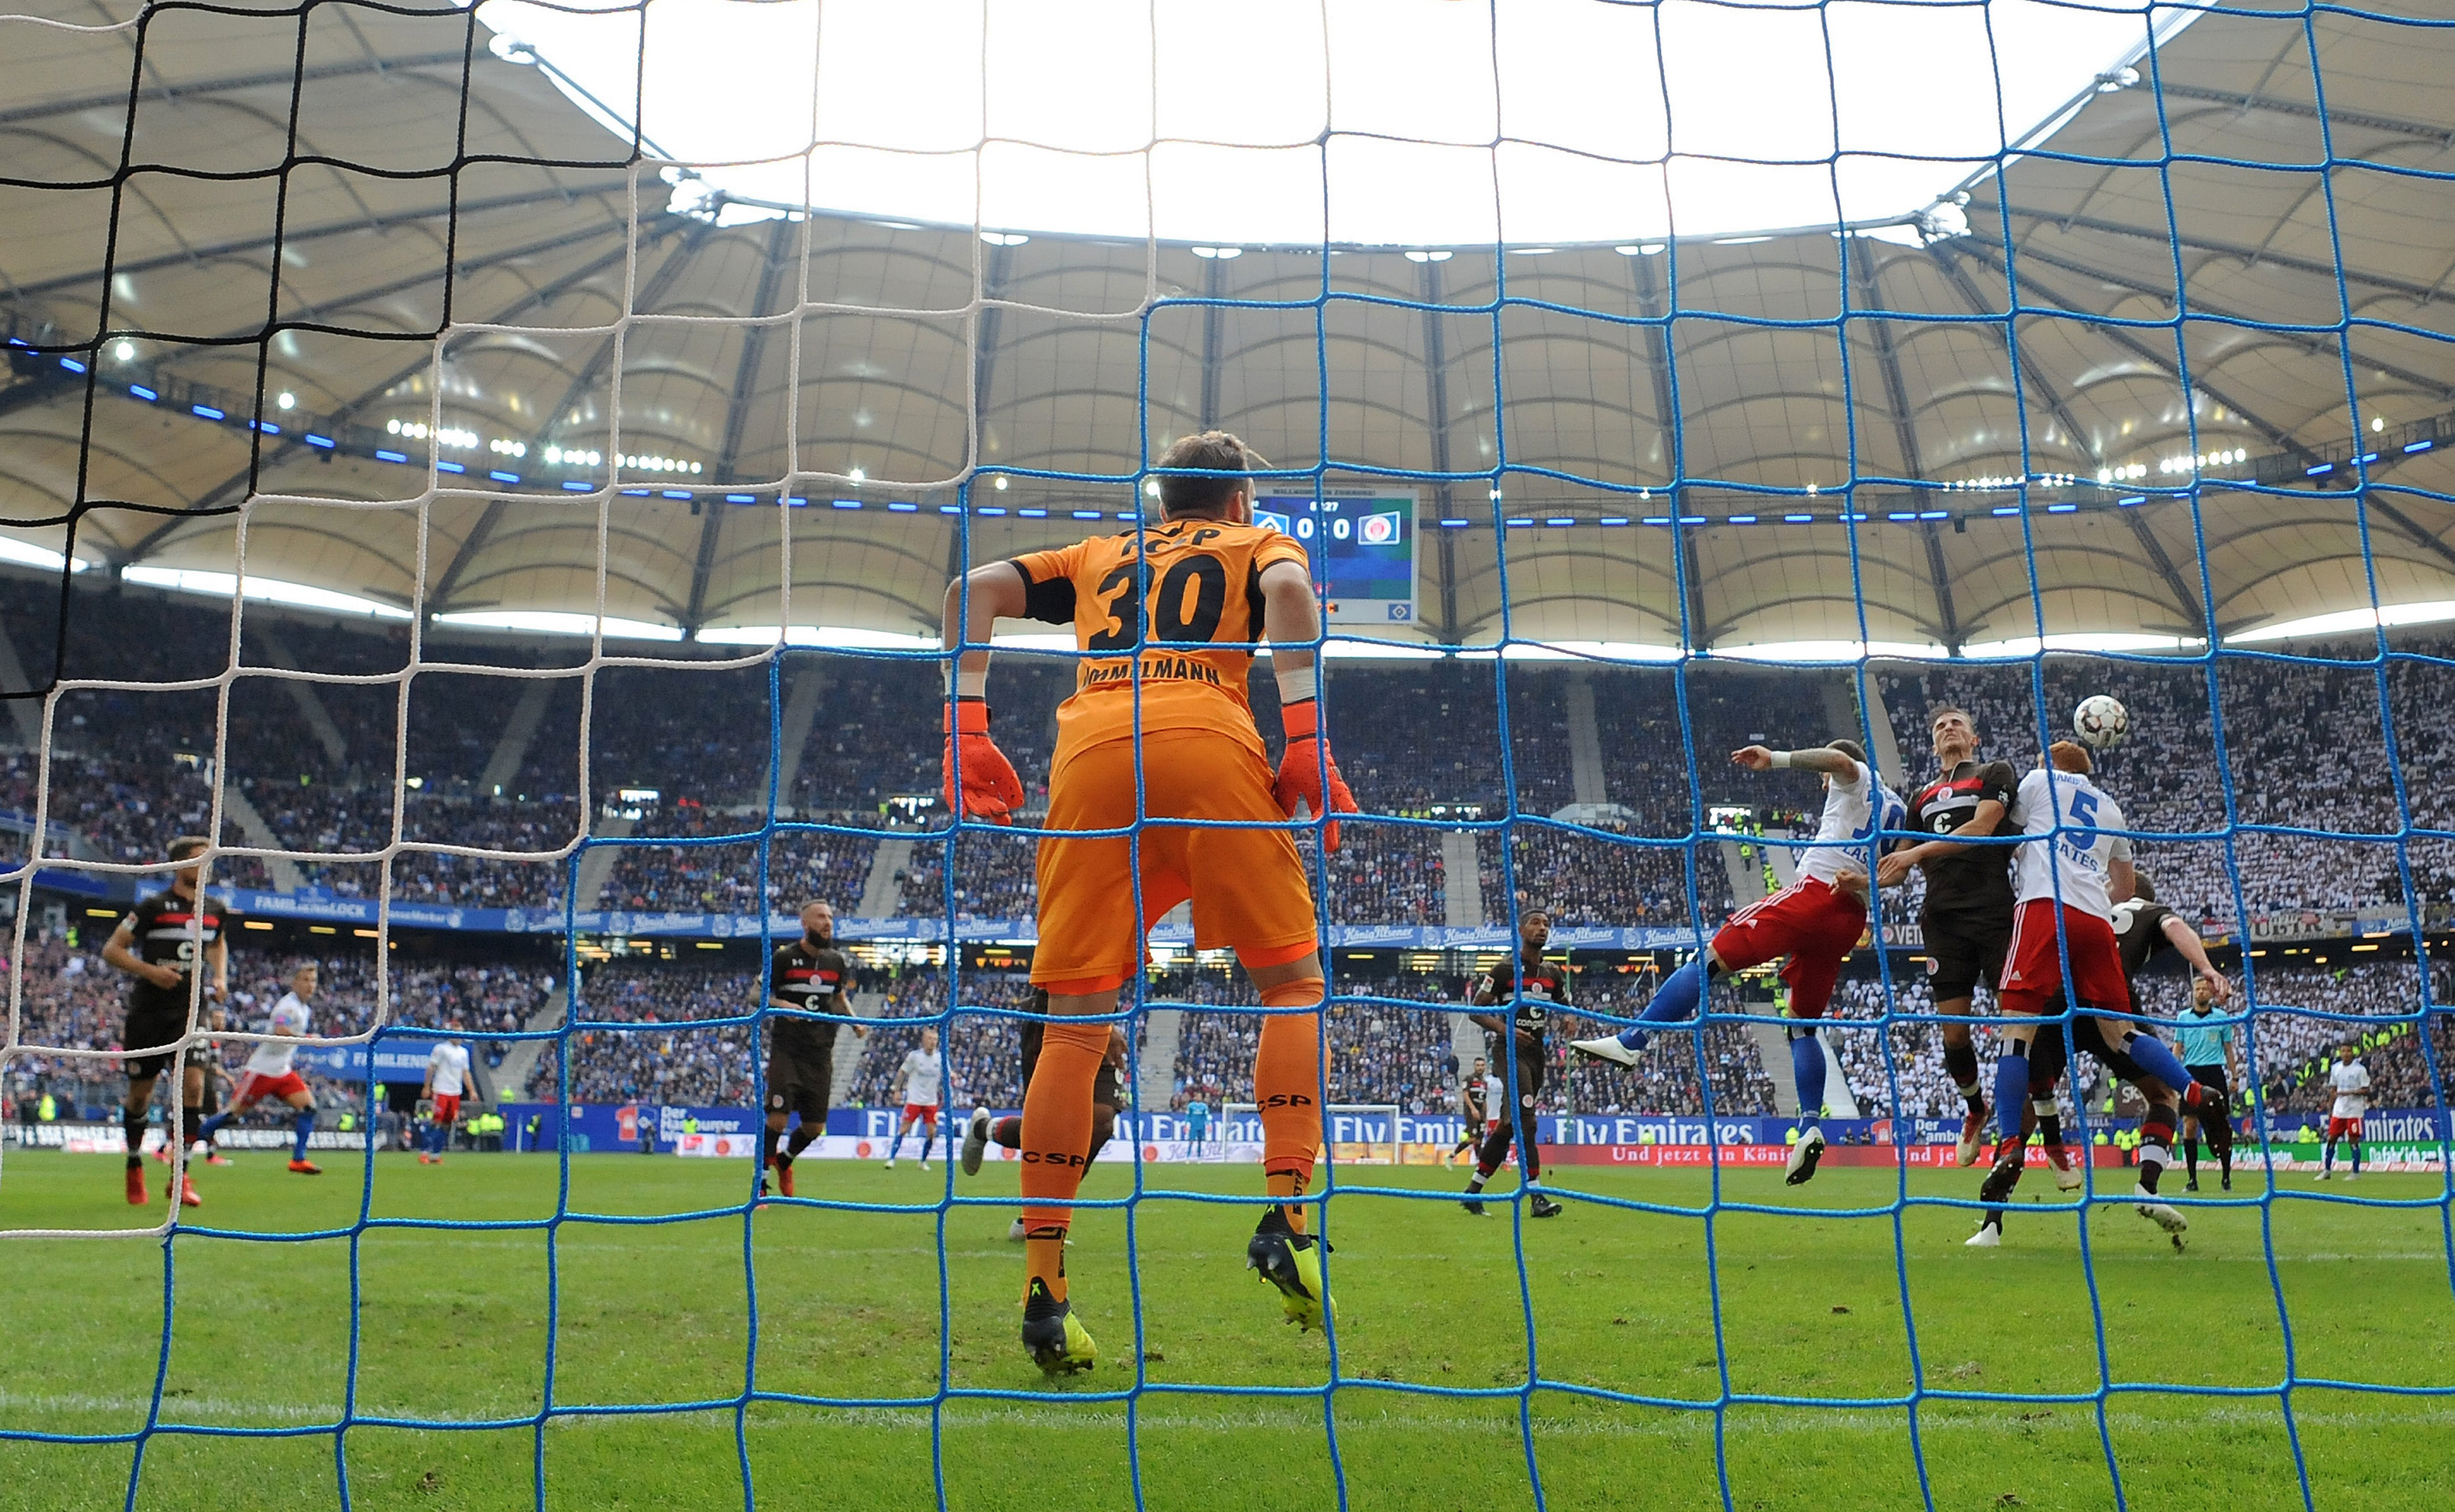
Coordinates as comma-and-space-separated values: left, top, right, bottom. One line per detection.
1217, 1103, 1404, 1165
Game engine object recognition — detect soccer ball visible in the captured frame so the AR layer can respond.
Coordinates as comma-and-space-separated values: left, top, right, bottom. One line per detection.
2073, 694, 2129, 750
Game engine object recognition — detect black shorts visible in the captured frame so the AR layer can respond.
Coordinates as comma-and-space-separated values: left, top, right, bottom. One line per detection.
1486, 1041, 1545, 1114
1922, 909, 2012, 1002
2186, 1066, 2230, 1104
122, 1008, 190, 1084
1019, 1020, 1123, 1108
766, 1038, 835, 1122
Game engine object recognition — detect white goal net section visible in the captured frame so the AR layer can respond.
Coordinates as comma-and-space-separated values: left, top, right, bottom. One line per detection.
1215, 1104, 1403, 1165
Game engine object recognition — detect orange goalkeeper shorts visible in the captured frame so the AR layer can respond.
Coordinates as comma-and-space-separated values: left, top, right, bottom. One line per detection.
1031, 728, 1320, 989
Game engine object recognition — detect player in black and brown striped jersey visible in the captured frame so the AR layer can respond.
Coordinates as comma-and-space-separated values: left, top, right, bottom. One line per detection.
1875, 704, 2023, 1170
760, 900, 864, 1199
100, 836, 235, 1208
1461, 908, 1566, 1219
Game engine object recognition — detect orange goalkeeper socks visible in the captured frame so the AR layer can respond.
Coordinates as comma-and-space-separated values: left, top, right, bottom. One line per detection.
1017, 1018, 1109, 1304
1255, 978, 1326, 1233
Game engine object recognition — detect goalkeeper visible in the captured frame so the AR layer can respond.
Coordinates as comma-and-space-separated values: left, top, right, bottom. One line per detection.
941, 430, 1355, 1376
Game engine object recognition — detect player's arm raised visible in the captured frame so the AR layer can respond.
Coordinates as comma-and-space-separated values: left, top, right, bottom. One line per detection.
1260, 558, 1357, 850
937, 561, 1031, 824
2158, 913, 2230, 1002
1731, 744, 1858, 778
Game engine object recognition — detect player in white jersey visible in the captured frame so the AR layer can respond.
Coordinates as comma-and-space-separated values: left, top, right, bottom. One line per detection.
1977, 744, 2222, 1213
885, 1026, 948, 1169
2318, 1042, 2370, 1180
197, 964, 325, 1174
419, 1032, 473, 1165
1572, 738, 1898, 1186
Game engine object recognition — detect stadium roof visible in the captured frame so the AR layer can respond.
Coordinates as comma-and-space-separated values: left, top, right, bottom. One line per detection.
2, 1, 2452, 658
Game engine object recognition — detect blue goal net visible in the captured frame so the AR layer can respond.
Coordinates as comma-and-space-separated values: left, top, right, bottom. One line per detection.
1, 1, 2450, 1508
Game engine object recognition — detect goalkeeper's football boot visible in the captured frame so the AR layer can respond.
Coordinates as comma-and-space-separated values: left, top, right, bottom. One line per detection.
1568, 1034, 1638, 1069
1246, 1206, 1331, 1331
1964, 1216, 2004, 1248
124, 1165, 149, 1205
167, 1173, 203, 1208
961, 1108, 990, 1175
1528, 1193, 1564, 1219
1021, 1279, 1097, 1376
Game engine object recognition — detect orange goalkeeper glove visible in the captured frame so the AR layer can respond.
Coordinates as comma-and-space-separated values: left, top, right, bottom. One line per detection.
943, 698, 1025, 824
1272, 698, 1357, 852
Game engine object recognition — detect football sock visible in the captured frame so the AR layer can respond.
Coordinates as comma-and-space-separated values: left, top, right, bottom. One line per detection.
1474, 1120, 1514, 1179
2322, 1139, 2335, 1171
292, 1108, 317, 1161
123, 1110, 149, 1170
181, 1108, 203, 1154
2029, 1098, 2062, 1148
1944, 1040, 1983, 1107
2351, 1138, 2362, 1174
2119, 1032, 2199, 1104
1615, 958, 1706, 1049
992, 1116, 1023, 1149
1017, 1018, 1108, 1299
2218, 1140, 2232, 1181
887, 1130, 905, 1161
786, 1124, 821, 1161
1255, 982, 1326, 1226
1788, 1031, 1827, 1124
2136, 1106, 2174, 1195
1463, 1172, 1488, 1193
1515, 1113, 1542, 1183
1994, 1054, 2030, 1145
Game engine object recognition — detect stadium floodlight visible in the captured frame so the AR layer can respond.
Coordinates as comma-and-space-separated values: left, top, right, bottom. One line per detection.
475, 0, 2199, 245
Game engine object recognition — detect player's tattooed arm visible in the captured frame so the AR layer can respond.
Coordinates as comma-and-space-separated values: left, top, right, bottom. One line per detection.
1730, 744, 1858, 778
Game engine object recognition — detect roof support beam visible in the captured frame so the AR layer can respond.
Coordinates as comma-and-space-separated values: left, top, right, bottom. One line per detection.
1197, 256, 1225, 431
121, 219, 686, 572
948, 244, 1013, 583
6, 189, 635, 304
2151, 82, 2455, 149
1630, 253, 1708, 648
1419, 259, 1460, 645
2360, 496, 2455, 580
687, 217, 797, 633
1996, 202, 2450, 304
0, 51, 475, 129
1968, 232, 2455, 405
1853, 251, 1961, 651
1928, 244, 2100, 465
2120, 510, 2209, 634
1950, 243, 2327, 463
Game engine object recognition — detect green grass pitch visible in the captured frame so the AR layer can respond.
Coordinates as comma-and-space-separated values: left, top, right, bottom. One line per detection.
2, 1149, 2448, 1511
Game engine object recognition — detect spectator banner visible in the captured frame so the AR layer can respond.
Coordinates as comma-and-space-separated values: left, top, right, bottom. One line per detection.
293, 1033, 446, 1084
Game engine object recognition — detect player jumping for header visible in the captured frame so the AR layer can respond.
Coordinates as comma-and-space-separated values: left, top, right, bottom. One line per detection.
103, 836, 233, 1208
1876, 704, 2018, 1167
198, 962, 325, 1175
1973, 744, 2225, 1219
1571, 740, 1896, 1187
941, 430, 1356, 1375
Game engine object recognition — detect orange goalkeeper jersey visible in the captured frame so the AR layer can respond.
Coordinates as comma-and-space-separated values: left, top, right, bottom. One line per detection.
1007, 518, 1308, 758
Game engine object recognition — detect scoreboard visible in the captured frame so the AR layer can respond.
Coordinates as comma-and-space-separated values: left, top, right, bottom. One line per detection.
1251, 488, 1421, 626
